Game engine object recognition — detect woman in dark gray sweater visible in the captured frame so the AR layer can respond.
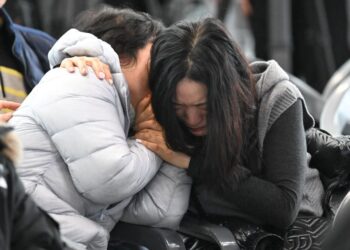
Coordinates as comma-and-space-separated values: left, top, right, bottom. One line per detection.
141, 18, 324, 232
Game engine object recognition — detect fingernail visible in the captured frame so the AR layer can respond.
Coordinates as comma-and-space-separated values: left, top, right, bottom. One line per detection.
98, 72, 105, 79
68, 67, 75, 72
108, 79, 113, 85
136, 139, 142, 143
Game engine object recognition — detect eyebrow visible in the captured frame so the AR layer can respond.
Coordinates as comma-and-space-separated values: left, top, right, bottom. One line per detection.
173, 101, 207, 107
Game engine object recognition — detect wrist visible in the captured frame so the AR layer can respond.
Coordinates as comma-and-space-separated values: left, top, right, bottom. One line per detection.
176, 153, 190, 169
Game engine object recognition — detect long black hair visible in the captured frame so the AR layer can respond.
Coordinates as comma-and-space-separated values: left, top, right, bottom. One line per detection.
73, 6, 163, 65
149, 18, 258, 189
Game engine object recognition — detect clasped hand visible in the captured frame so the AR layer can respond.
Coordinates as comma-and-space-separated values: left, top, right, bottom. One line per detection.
134, 94, 190, 169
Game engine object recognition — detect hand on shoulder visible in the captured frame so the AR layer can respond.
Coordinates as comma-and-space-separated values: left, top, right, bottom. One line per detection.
0, 101, 20, 123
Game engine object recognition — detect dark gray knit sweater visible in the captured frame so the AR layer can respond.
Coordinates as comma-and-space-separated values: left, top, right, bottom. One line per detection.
188, 60, 324, 230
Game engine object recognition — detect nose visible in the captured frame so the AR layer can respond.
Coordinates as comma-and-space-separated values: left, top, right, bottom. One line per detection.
184, 108, 202, 127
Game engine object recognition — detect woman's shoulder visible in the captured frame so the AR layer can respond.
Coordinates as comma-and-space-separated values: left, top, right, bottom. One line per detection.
254, 60, 302, 102
257, 79, 314, 147
270, 80, 303, 104
259, 79, 303, 114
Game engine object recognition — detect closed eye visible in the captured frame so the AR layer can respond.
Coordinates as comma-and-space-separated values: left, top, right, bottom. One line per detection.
195, 103, 207, 109
173, 103, 184, 111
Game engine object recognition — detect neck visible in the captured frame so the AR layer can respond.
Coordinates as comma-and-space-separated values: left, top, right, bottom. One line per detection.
130, 95, 139, 109
130, 89, 150, 109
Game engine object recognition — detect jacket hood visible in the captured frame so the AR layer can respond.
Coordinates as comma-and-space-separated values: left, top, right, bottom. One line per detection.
252, 60, 315, 147
48, 28, 121, 74
251, 60, 290, 100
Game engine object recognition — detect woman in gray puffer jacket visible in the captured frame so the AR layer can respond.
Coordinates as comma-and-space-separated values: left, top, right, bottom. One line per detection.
9, 7, 191, 250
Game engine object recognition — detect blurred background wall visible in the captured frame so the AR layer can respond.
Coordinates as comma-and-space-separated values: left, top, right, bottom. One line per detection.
5, 0, 350, 93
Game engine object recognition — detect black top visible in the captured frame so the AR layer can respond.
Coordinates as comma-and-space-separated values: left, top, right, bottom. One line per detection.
188, 100, 307, 230
0, 150, 65, 250
0, 16, 22, 71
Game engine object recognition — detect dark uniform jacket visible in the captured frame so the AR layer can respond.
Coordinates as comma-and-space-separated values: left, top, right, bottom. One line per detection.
0, 126, 65, 250
0, 8, 55, 92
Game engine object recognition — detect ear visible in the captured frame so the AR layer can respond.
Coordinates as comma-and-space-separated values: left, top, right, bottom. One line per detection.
0, 125, 22, 166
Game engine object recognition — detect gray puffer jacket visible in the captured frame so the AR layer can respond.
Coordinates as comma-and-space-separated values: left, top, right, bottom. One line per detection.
10, 29, 191, 250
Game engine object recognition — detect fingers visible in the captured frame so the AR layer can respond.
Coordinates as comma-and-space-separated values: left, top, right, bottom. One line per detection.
135, 102, 154, 126
134, 119, 162, 132
89, 58, 113, 84
136, 130, 190, 168
136, 139, 162, 155
134, 95, 157, 129
135, 129, 164, 145
60, 56, 88, 75
0, 100, 21, 110
0, 101, 20, 123
89, 58, 105, 79
135, 94, 151, 117
60, 58, 76, 73
60, 57, 113, 85
103, 64, 113, 85
72, 56, 89, 76
0, 112, 13, 123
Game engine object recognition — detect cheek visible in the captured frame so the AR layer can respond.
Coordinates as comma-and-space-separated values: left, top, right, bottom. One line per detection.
199, 109, 207, 122
139, 66, 149, 89
175, 109, 185, 121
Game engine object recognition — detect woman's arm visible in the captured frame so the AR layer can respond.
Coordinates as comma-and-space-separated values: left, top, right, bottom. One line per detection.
230, 100, 307, 229
189, 100, 307, 230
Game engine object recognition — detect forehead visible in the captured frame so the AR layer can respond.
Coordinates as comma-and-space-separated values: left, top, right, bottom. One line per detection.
175, 78, 207, 104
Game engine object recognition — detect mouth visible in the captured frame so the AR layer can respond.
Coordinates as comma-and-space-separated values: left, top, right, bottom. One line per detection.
189, 126, 206, 135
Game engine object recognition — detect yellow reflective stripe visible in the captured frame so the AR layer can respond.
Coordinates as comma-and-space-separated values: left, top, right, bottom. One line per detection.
0, 66, 23, 79
0, 86, 27, 98
1, 109, 12, 113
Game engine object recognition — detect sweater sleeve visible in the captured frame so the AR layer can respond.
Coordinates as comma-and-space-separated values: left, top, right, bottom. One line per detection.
221, 100, 307, 229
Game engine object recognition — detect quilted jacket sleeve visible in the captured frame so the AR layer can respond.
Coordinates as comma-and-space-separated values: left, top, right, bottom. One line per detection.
45, 29, 192, 228
121, 163, 192, 229
26, 68, 161, 205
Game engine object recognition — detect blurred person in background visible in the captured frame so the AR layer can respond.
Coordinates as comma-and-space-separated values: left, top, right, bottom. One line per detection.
0, 0, 55, 122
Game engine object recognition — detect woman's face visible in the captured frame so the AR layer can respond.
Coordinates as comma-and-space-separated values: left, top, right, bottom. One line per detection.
174, 78, 207, 137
